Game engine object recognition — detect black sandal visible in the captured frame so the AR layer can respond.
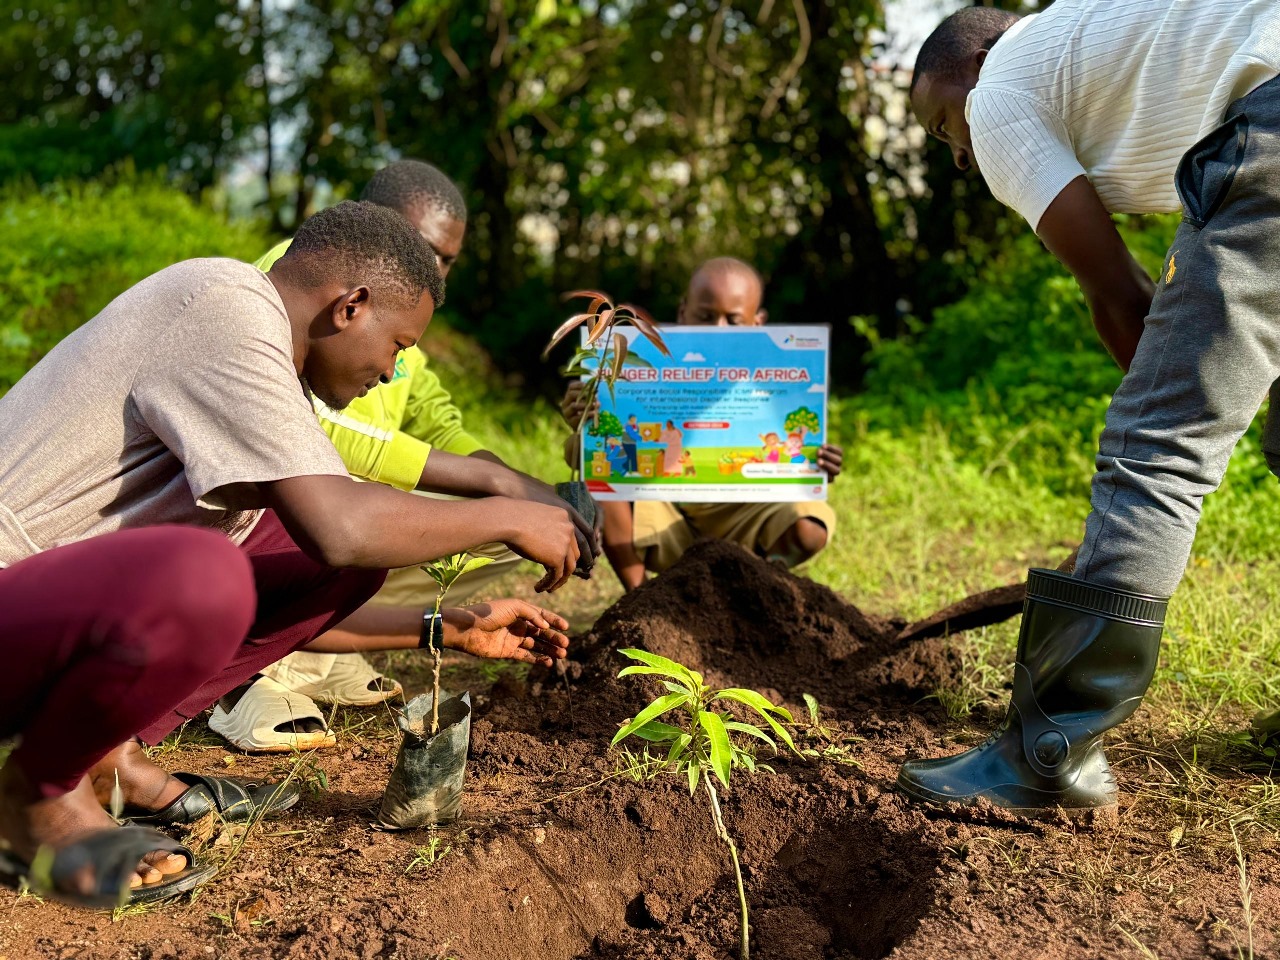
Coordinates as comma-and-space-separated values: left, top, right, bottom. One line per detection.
124, 772, 299, 826
0, 826, 215, 908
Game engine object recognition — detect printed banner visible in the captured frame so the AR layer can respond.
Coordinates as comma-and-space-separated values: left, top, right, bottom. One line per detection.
579, 325, 830, 502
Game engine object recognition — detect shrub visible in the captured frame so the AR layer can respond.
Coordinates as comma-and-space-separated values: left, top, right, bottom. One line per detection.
0, 171, 270, 390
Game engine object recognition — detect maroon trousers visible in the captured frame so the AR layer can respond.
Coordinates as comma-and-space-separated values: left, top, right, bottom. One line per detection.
0, 512, 384, 798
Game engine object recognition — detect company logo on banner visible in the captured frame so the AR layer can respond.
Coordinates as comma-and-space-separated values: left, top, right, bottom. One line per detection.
774, 332, 825, 350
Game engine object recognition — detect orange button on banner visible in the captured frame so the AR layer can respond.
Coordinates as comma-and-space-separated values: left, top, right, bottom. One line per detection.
684, 421, 729, 429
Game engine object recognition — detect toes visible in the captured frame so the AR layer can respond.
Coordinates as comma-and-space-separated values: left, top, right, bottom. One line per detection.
154, 852, 188, 876
140, 849, 187, 883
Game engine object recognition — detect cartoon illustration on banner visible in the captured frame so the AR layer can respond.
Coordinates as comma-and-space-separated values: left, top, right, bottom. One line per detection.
579, 325, 830, 502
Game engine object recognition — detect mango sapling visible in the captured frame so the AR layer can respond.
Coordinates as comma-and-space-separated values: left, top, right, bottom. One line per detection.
377, 554, 493, 829
544, 291, 670, 543
611, 648, 800, 960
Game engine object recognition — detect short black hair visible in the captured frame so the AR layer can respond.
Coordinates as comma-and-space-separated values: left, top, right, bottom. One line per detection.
278, 200, 446, 308
359, 159, 468, 224
689, 257, 765, 296
911, 8, 1021, 95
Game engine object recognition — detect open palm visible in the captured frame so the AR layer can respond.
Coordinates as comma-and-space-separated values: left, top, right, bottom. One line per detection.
444, 600, 571, 667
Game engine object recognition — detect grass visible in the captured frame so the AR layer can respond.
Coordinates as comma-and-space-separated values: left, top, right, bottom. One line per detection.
405, 831, 452, 875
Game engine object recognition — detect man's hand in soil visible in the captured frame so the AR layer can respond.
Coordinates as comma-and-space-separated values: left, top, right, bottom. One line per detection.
441, 600, 570, 667
816, 443, 843, 482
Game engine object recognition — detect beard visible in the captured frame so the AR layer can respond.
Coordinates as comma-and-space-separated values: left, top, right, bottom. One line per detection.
300, 376, 350, 412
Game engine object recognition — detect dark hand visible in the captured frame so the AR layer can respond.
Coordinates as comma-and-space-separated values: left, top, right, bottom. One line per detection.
499, 500, 581, 592
501, 472, 599, 570
442, 600, 571, 667
560, 382, 586, 430
817, 443, 843, 482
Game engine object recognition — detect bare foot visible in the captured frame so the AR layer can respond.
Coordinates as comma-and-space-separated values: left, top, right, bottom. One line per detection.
0, 765, 186, 894
87, 740, 188, 814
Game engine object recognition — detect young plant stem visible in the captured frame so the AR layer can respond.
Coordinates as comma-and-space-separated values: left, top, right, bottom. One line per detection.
703, 770, 749, 960
429, 592, 446, 735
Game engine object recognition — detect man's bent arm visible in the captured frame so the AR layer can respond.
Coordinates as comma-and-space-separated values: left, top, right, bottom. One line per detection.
260, 473, 579, 590
419, 448, 597, 557
1036, 175, 1155, 372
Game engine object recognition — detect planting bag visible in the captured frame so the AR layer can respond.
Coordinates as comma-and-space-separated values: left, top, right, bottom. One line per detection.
377, 691, 471, 829
556, 480, 598, 575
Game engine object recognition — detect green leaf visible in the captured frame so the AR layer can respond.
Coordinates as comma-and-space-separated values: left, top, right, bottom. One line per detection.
715, 688, 794, 721
629, 720, 686, 743
459, 556, 495, 577
622, 352, 654, 369
687, 761, 701, 795
611, 692, 689, 746
803, 693, 820, 725
666, 732, 691, 766
725, 720, 776, 749
618, 649, 702, 688
715, 691, 799, 754
568, 346, 597, 367
699, 711, 733, 787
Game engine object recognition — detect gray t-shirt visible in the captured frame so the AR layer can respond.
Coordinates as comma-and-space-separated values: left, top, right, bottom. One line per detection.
0, 258, 348, 567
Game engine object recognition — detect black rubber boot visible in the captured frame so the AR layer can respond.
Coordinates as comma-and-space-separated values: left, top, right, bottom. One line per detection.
897, 568, 1167, 812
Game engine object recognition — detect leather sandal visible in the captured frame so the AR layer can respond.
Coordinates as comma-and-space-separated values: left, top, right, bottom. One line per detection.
123, 772, 299, 826
0, 826, 216, 908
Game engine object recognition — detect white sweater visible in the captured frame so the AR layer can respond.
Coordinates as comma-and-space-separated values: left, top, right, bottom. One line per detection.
968, 0, 1280, 230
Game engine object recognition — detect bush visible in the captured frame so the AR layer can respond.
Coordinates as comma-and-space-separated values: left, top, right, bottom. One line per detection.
0, 172, 270, 390
851, 215, 1279, 562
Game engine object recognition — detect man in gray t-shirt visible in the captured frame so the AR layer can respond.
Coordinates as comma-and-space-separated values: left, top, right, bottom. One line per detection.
0, 200, 593, 905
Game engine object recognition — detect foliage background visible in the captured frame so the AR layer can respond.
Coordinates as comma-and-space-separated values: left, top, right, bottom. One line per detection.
0, 0, 1042, 377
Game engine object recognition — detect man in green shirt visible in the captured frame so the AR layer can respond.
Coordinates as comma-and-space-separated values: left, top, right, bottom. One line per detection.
214, 161, 588, 753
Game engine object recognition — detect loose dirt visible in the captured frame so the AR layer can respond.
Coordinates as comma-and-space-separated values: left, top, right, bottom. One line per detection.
2, 540, 1275, 959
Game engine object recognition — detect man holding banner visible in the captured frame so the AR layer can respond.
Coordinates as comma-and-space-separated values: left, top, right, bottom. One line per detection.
562, 257, 842, 590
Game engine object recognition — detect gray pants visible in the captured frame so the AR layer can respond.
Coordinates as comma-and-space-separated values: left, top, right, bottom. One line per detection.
1077, 75, 1280, 596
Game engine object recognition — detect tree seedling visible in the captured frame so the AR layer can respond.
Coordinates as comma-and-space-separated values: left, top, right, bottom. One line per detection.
611, 648, 800, 960
544, 290, 671, 483
421, 553, 494, 734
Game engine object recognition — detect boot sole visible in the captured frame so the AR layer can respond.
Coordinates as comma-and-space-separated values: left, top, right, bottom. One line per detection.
896, 776, 1117, 819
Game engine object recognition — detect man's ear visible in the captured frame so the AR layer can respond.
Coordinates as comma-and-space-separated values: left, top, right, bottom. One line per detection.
755, 307, 769, 325
975, 48, 989, 71
330, 286, 372, 331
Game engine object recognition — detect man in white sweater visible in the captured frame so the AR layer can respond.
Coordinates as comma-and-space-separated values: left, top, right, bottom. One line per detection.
900, 1, 1280, 813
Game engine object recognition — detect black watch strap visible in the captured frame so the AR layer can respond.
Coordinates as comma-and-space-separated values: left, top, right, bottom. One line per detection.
419, 612, 445, 650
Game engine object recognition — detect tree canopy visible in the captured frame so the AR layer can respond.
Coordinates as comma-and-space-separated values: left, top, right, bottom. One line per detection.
0, 0, 1040, 385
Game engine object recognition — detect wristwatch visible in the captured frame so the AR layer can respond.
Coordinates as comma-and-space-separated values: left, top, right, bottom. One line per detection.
419, 611, 445, 650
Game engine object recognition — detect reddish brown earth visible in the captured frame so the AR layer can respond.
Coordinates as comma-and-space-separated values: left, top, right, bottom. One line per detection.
1, 539, 1276, 959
